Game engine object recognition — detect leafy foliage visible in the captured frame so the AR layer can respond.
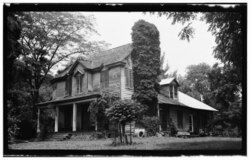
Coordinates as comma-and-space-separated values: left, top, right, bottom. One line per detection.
131, 20, 161, 115
106, 100, 143, 123
178, 62, 242, 136
178, 63, 211, 103
207, 63, 242, 134
6, 11, 107, 139
105, 99, 144, 144
38, 109, 55, 140
141, 116, 160, 136
159, 52, 177, 80
88, 91, 119, 131
153, 9, 244, 82
18, 12, 103, 113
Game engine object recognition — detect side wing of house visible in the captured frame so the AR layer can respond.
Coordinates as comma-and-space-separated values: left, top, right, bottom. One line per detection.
158, 78, 217, 135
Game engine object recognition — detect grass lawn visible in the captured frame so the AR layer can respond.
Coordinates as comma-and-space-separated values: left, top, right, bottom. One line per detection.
8, 136, 242, 150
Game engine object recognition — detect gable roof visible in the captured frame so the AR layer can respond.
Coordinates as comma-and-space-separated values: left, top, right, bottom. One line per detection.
55, 44, 132, 78
88, 43, 132, 67
160, 77, 179, 86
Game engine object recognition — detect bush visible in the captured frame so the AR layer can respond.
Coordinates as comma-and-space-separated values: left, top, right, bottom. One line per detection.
141, 116, 160, 136
169, 118, 178, 136
38, 109, 54, 140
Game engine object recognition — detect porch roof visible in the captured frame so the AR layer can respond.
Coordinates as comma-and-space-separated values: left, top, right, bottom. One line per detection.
158, 92, 217, 112
178, 91, 218, 111
36, 93, 100, 107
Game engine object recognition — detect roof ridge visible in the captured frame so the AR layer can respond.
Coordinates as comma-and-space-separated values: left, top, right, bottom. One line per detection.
101, 43, 131, 53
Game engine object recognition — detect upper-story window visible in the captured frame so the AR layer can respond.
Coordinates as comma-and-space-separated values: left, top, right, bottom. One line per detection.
101, 70, 109, 89
169, 84, 178, 99
170, 85, 173, 99
65, 77, 72, 96
76, 74, 83, 94
174, 85, 178, 98
125, 68, 133, 89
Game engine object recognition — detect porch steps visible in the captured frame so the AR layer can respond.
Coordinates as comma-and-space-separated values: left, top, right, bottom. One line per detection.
44, 131, 96, 141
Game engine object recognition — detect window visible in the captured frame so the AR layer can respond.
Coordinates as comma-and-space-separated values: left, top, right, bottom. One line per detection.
169, 85, 173, 99
177, 111, 183, 129
65, 77, 72, 96
125, 68, 133, 89
170, 85, 178, 99
174, 86, 178, 98
101, 70, 109, 88
76, 74, 83, 94
189, 115, 194, 132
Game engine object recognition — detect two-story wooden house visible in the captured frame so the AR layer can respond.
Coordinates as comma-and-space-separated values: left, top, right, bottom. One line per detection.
37, 44, 217, 134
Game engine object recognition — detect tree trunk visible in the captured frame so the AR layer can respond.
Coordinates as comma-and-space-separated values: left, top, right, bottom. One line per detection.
32, 89, 39, 119
122, 123, 128, 144
130, 123, 132, 145
118, 123, 122, 144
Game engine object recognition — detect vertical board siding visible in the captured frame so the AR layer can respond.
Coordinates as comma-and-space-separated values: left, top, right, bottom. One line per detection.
92, 72, 100, 92
56, 81, 65, 98
107, 67, 121, 96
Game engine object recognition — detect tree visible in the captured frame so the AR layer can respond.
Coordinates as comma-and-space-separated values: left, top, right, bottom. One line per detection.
88, 91, 119, 132
131, 20, 161, 116
6, 12, 36, 139
208, 63, 242, 135
18, 12, 106, 117
178, 63, 211, 103
152, 7, 245, 83
159, 52, 177, 80
105, 99, 143, 145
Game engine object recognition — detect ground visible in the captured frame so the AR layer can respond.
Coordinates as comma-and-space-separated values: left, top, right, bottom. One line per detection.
9, 137, 242, 150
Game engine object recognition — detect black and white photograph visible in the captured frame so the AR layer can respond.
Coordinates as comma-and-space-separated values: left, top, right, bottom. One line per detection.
3, 2, 247, 157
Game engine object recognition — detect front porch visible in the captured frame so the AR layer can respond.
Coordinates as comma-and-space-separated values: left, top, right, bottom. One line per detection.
158, 104, 213, 135
55, 102, 95, 132
37, 94, 100, 133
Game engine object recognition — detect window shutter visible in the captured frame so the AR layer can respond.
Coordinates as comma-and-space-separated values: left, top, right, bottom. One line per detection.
69, 77, 72, 96
125, 68, 129, 88
65, 78, 68, 96
105, 70, 109, 88
130, 69, 133, 89
101, 71, 105, 88
80, 75, 83, 92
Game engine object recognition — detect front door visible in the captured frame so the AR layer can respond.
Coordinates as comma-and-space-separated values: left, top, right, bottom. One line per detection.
189, 114, 194, 132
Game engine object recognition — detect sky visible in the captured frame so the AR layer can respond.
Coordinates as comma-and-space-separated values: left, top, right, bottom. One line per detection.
84, 12, 219, 76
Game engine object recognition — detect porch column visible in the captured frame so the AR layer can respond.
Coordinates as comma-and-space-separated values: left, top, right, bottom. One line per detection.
54, 106, 59, 132
72, 103, 77, 132
37, 108, 40, 133
157, 104, 162, 132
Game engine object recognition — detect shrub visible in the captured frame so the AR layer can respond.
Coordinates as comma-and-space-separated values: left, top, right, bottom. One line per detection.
141, 116, 160, 136
38, 109, 54, 140
106, 99, 143, 145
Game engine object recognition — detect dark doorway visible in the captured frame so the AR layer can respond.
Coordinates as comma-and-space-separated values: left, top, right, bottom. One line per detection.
77, 103, 95, 131
160, 106, 170, 131
59, 105, 72, 132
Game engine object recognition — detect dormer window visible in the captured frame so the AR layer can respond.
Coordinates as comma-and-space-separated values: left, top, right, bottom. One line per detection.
170, 85, 173, 99
169, 84, 178, 99
74, 70, 84, 94
76, 74, 83, 93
